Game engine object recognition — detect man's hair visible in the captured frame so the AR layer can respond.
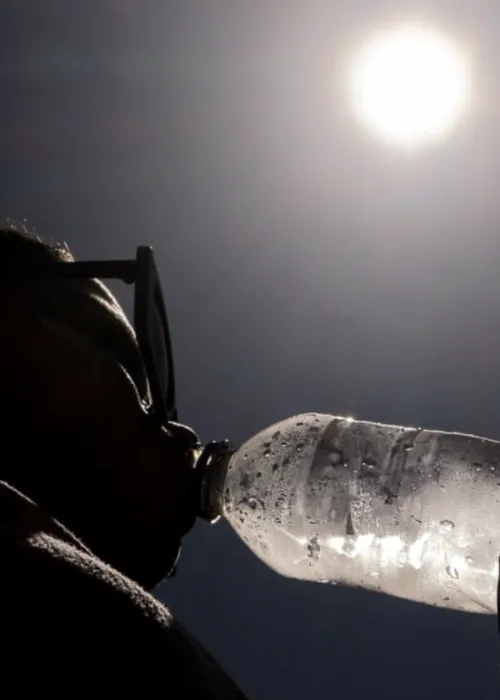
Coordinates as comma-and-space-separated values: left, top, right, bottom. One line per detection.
0, 221, 149, 401
0, 220, 73, 278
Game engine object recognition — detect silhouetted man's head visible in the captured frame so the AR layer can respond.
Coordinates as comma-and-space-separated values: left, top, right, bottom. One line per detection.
0, 225, 199, 589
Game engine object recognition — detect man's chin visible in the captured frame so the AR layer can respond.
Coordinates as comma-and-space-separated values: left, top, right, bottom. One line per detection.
146, 539, 182, 591
111, 534, 182, 592
164, 542, 182, 579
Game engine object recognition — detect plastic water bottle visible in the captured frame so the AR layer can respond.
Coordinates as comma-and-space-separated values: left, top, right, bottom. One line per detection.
198, 413, 500, 614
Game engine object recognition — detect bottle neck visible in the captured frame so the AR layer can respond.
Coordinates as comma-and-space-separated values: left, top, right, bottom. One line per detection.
195, 440, 235, 523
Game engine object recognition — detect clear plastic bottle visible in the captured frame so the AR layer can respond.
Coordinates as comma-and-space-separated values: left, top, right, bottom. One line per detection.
199, 413, 500, 614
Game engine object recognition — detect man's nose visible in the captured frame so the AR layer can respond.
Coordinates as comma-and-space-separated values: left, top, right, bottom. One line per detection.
166, 421, 201, 453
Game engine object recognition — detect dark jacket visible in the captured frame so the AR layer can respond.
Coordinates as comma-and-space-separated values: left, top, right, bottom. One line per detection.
0, 480, 249, 698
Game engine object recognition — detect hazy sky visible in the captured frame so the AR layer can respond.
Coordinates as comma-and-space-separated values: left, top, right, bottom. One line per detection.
1, 3, 499, 698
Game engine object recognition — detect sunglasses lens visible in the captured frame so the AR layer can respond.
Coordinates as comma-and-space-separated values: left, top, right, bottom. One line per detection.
134, 248, 177, 423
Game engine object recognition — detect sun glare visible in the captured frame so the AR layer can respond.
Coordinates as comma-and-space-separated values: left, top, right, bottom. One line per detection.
347, 22, 471, 148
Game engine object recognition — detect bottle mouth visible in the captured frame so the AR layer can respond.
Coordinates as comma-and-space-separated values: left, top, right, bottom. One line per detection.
194, 440, 235, 522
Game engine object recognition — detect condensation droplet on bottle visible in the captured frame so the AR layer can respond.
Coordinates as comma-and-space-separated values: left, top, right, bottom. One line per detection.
329, 450, 343, 465
307, 535, 321, 561
439, 519, 455, 532
274, 494, 285, 510
446, 565, 459, 580
360, 460, 379, 478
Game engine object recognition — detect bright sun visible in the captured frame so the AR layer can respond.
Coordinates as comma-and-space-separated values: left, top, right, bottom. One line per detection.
347, 22, 471, 148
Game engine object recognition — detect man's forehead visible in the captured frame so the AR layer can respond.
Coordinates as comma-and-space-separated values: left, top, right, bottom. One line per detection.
5, 269, 151, 403
15, 274, 148, 403
82, 278, 150, 401
87, 278, 129, 324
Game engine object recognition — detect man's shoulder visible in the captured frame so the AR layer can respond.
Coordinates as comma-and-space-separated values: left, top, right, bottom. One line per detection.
0, 479, 171, 626
0, 481, 250, 698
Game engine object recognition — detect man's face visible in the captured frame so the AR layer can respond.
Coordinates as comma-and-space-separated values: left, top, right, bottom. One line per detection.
3, 276, 201, 589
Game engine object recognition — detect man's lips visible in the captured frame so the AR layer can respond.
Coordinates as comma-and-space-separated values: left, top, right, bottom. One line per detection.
157, 422, 202, 536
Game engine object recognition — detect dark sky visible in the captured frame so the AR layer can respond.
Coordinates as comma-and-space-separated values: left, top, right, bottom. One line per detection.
1, 2, 499, 698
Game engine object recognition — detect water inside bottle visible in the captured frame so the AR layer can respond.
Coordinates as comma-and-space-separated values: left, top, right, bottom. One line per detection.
222, 413, 500, 614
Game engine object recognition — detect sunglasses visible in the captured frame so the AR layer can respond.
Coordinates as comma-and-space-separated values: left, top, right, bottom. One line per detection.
18, 246, 177, 425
